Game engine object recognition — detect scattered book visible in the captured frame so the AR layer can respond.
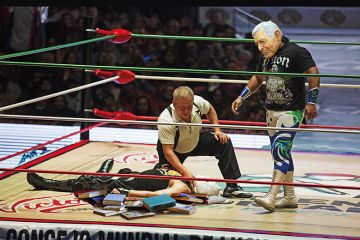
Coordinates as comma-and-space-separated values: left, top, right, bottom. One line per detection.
186, 193, 209, 200
75, 189, 108, 199
93, 208, 123, 217
204, 195, 233, 204
120, 210, 156, 220
102, 205, 125, 211
87, 195, 105, 207
143, 194, 176, 212
125, 196, 144, 201
103, 193, 126, 206
167, 203, 197, 214
172, 193, 204, 204
124, 200, 145, 210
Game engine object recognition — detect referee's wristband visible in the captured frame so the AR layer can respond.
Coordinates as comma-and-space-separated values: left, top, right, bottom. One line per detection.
308, 87, 319, 105
239, 86, 251, 100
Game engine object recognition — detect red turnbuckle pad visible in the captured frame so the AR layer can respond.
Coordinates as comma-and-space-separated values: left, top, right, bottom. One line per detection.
93, 108, 137, 121
94, 69, 113, 79
93, 108, 114, 119
112, 111, 137, 120
114, 70, 135, 84
95, 28, 132, 44
94, 69, 135, 84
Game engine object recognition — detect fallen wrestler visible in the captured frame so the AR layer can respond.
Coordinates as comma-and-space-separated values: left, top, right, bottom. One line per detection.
27, 159, 220, 198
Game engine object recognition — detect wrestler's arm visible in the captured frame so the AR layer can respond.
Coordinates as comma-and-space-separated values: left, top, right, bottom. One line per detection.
247, 74, 266, 93
304, 66, 320, 121
231, 75, 265, 115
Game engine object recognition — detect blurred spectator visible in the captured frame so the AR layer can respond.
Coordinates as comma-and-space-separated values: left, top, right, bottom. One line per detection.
118, 82, 156, 113
64, 81, 81, 115
92, 86, 107, 109
244, 105, 267, 135
160, 49, 182, 69
51, 96, 77, 118
55, 11, 77, 44
208, 87, 231, 120
9, 7, 40, 52
147, 13, 163, 33
0, 7, 12, 52
179, 16, 194, 35
182, 41, 200, 69
2, 6, 265, 133
0, 72, 22, 107
38, 78, 56, 96
189, 22, 204, 36
246, 105, 266, 122
203, 8, 231, 37
102, 94, 122, 112
133, 96, 155, 116
157, 83, 175, 111
165, 19, 180, 35
27, 97, 53, 118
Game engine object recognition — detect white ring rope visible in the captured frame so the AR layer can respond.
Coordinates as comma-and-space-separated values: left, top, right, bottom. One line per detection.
134, 74, 360, 89
0, 114, 359, 134
1, 71, 359, 113
0, 75, 119, 112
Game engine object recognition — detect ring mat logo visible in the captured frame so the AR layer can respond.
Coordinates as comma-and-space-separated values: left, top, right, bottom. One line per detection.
114, 153, 159, 164
0, 193, 89, 214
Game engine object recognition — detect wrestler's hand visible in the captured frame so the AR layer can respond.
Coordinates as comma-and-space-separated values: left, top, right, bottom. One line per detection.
214, 130, 229, 144
305, 103, 317, 121
182, 170, 196, 191
231, 96, 243, 115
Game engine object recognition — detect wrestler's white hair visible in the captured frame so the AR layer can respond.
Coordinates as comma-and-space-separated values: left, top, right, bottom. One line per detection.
252, 20, 282, 37
194, 176, 220, 196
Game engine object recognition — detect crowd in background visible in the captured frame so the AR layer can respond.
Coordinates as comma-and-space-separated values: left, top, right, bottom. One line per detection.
0, 6, 267, 135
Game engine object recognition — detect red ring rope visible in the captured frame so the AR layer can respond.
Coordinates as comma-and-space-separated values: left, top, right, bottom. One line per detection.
93, 109, 360, 131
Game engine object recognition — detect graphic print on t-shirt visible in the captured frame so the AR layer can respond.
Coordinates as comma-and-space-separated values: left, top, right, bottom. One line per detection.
266, 62, 293, 106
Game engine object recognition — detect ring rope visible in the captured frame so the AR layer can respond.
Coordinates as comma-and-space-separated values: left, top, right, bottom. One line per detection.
0, 35, 113, 60
88, 110, 360, 131
87, 28, 360, 45
0, 75, 119, 112
129, 33, 360, 45
1, 31, 359, 61
0, 69, 357, 113
1, 114, 359, 134
1, 167, 359, 190
0, 122, 108, 163
1, 60, 359, 79
132, 74, 360, 89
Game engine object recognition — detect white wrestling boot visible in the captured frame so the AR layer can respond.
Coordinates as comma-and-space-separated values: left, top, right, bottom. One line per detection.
254, 169, 286, 212
275, 171, 298, 208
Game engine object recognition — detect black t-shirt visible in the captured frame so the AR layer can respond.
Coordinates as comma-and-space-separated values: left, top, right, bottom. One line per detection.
257, 36, 316, 111
125, 168, 183, 192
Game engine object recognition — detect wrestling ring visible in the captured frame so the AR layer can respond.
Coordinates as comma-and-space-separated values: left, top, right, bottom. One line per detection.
0, 25, 359, 240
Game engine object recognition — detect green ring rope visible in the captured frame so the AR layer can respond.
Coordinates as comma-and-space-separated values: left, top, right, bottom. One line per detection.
131, 33, 360, 46
0, 35, 114, 60
1, 32, 359, 61
0, 60, 359, 79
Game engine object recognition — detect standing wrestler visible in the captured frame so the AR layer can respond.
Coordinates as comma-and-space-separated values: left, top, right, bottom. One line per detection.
155, 86, 252, 198
231, 21, 320, 211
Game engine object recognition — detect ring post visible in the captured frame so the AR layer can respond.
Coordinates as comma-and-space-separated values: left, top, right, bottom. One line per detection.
80, 16, 93, 140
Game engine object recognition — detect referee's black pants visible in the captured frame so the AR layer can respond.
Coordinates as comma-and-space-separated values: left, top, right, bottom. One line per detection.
155, 132, 241, 181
